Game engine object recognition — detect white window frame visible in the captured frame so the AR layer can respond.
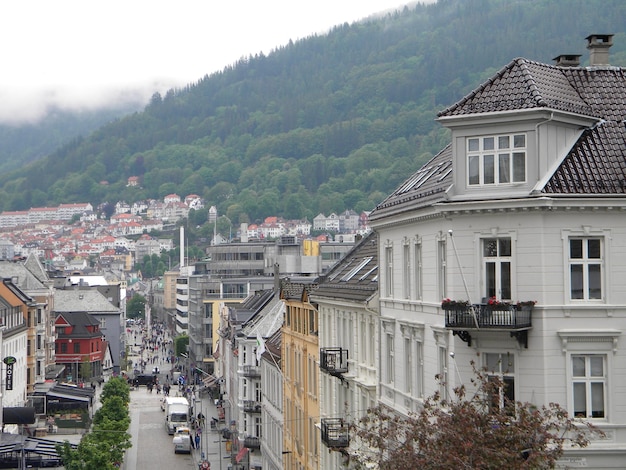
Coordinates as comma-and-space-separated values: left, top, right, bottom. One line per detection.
437, 236, 447, 300
400, 323, 425, 399
558, 330, 618, 422
483, 352, 516, 409
571, 354, 607, 419
403, 240, 411, 299
568, 237, 603, 301
385, 243, 394, 298
482, 237, 512, 301
467, 133, 527, 186
562, 229, 609, 303
414, 236, 423, 300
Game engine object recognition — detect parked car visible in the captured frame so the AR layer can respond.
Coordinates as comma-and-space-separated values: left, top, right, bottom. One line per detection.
173, 426, 192, 454
133, 374, 156, 386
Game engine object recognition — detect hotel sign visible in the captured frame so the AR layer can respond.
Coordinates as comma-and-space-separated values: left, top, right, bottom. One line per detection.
4, 356, 16, 391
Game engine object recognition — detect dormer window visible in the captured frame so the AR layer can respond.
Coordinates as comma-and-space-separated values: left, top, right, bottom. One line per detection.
467, 133, 526, 186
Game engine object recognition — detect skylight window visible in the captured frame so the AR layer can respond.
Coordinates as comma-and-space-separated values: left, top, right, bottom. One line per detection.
341, 257, 373, 282
359, 265, 378, 281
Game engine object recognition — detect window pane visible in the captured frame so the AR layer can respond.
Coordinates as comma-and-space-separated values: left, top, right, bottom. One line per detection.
484, 239, 498, 257
483, 137, 494, 150
499, 239, 511, 256
573, 382, 587, 417
570, 265, 583, 299
588, 264, 602, 299
484, 155, 495, 184
498, 153, 510, 183
468, 156, 480, 185
587, 239, 601, 258
589, 356, 604, 377
572, 356, 586, 377
513, 134, 526, 148
486, 262, 496, 298
498, 136, 510, 149
501, 262, 511, 300
485, 353, 500, 372
570, 239, 583, 259
468, 138, 479, 152
591, 382, 605, 418
503, 375, 515, 403
512, 152, 525, 182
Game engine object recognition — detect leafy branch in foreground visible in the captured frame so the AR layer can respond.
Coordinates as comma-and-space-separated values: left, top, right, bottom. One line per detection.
352, 361, 603, 469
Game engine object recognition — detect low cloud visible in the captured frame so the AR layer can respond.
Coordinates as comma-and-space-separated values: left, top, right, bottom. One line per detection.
0, 78, 184, 126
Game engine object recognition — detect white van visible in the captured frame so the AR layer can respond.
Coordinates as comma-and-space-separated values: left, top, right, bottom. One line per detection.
173, 426, 192, 454
164, 396, 189, 434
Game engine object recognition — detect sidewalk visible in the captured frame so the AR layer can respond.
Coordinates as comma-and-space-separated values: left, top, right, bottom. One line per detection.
190, 390, 224, 469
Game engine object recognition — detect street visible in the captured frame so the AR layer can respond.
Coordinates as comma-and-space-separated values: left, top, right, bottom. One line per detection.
124, 322, 226, 470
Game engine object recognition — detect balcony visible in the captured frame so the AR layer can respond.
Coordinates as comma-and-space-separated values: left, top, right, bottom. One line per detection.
244, 436, 260, 449
241, 365, 261, 378
243, 400, 261, 413
321, 418, 349, 449
444, 303, 533, 348
320, 348, 348, 377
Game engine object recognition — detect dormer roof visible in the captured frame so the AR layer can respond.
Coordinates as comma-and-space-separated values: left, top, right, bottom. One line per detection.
371, 52, 626, 221
438, 58, 626, 120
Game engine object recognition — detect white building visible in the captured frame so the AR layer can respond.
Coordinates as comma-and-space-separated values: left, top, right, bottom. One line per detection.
368, 35, 626, 468
310, 231, 379, 469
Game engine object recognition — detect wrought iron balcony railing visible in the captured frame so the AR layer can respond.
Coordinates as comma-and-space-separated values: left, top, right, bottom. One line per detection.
243, 400, 261, 413
241, 365, 261, 378
320, 348, 349, 377
444, 304, 533, 348
244, 436, 261, 449
321, 418, 349, 449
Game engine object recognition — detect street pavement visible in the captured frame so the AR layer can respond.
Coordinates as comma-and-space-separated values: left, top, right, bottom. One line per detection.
44, 322, 230, 469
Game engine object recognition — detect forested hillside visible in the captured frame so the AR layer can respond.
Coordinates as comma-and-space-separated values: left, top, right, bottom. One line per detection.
0, 105, 141, 174
1, 0, 625, 224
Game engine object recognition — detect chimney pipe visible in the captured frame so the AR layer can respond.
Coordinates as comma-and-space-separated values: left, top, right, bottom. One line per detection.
586, 34, 613, 66
553, 54, 581, 67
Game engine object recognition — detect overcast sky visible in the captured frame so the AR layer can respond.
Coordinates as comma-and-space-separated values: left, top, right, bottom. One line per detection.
0, 0, 432, 125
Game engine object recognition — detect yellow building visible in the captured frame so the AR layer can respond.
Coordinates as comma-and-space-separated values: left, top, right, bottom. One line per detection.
281, 281, 320, 470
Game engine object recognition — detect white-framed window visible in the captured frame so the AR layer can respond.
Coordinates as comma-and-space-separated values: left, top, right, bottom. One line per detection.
386, 333, 394, 384
437, 238, 447, 300
400, 323, 424, 398
404, 337, 412, 394
569, 238, 602, 300
414, 237, 422, 300
403, 241, 411, 299
483, 238, 512, 300
467, 133, 527, 186
438, 346, 449, 401
385, 244, 394, 297
572, 354, 606, 419
484, 352, 515, 409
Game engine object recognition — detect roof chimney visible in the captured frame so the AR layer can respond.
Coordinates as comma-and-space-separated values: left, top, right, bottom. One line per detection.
553, 54, 581, 67
586, 34, 613, 66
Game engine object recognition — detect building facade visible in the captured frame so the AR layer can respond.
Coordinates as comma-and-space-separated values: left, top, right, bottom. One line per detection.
311, 232, 379, 469
368, 35, 626, 468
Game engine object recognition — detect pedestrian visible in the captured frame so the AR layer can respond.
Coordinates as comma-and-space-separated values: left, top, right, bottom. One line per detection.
195, 432, 200, 450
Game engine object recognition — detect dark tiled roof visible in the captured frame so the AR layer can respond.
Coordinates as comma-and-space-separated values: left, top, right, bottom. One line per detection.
372, 58, 626, 209
56, 311, 103, 339
438, 58, 626, 119
312, 231, 378, 303
543, 121, 626, 194
280, 280, 317, 301
369, 145, 452, 220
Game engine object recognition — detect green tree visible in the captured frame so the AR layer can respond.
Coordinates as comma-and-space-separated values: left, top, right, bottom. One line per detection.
126, 294, 146, 320
57, 377, 131, 469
